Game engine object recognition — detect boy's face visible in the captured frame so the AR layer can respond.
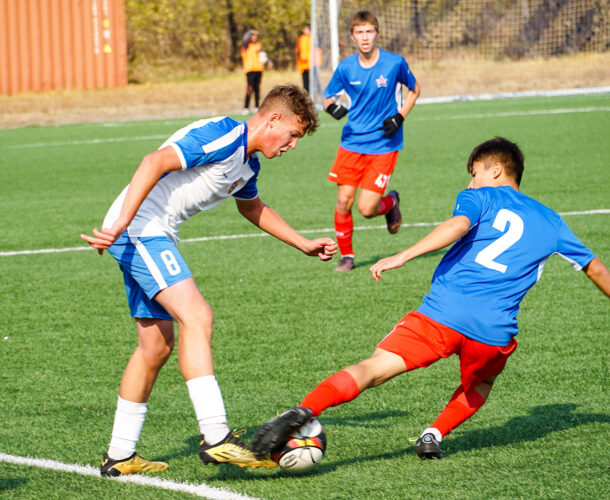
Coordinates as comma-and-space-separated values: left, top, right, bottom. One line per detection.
468, 160, 499, 189
260, 112, 306, 159
350, 23, 378, 56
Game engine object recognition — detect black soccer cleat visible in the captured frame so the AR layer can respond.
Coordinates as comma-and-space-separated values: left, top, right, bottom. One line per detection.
416, 433, 444, 459
385, 190, 402, 234
100, 452, 168, 477
334, 256, 355, 272
252, 406, 313, 457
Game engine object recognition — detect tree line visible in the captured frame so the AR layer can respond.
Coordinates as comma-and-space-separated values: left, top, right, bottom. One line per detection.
125, 0, 310, 71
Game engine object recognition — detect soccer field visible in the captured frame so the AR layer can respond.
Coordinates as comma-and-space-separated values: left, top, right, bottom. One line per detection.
1, 94, 609, 499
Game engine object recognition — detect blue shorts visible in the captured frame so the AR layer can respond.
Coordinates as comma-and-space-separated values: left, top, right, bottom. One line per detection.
108, 233, 192, 320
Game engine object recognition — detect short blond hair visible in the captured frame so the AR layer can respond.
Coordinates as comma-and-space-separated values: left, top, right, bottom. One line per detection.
259, 84, 319, 135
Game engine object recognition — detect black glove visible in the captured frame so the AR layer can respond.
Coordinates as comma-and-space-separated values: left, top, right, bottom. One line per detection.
379, 113, 404, 137
326, 102, 348, 120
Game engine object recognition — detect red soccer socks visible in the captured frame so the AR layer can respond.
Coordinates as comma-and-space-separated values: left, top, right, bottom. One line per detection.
334, 211, 354, 257
431, 385, 486, 437
377, 193, 395, 216
300, 370, 360, 416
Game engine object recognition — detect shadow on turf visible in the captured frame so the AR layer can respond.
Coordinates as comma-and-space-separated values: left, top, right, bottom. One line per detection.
156, 404, 607, 479
444, 403, 610, 455
0, 478, 29, 492
155, 409, 411, 479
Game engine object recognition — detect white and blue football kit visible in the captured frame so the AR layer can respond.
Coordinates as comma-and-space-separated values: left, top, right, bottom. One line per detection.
324, 49, 417, 154
104, 117, 260, 319
417, 186, 595, 346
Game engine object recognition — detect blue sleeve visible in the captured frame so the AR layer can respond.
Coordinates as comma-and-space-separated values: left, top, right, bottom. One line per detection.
398, 57, 417, 91
232, 154, 260, 200
324, 64, 345, 99
452, 189, 483, 227
555, 218, 596, 270
173, 120, 242, 170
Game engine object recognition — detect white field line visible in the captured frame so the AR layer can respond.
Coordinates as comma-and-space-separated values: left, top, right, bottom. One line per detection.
1, 209, 607, 257
410, 106, 610, 121
3, 105, 610, 149
3, 134, 168, 149
0, 452, 261, 500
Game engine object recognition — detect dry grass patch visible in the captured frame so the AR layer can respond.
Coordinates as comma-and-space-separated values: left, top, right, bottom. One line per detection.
1, 53, 608, 129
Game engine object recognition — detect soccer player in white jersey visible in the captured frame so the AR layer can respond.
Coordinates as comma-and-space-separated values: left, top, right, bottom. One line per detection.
80, 85, 338, 476
324, 10, 420, 271
252, 137, 610, 460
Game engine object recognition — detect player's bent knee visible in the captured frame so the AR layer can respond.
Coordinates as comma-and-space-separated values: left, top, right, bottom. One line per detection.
141, 341, 173, 367
358, 206, 377, 218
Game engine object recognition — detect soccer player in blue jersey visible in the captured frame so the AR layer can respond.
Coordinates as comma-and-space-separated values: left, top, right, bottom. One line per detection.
324, 10, 420, 271
252, 137, 610, 459
80, 85, 338, 476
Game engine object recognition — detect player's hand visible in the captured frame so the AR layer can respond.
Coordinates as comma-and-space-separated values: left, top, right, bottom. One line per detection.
304, 238, 338, 261
80, 222, 126, 255
369, 252, 408, 281
379, 113, 404, 138
326, 103, 348, 120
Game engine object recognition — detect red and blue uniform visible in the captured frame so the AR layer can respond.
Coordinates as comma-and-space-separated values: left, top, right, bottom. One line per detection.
324, 49, 416, 154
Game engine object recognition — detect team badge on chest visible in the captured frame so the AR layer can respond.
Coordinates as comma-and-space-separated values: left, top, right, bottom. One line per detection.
376, 74, 387, 88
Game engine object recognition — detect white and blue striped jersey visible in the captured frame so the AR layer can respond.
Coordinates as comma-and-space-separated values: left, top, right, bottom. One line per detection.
324, 49, 417, 154
417, 186, 595, 346
103, 117, 259, 243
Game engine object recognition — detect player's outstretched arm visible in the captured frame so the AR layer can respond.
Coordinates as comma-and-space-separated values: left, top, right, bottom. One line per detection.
370, 215, 470, 281
583, 256, 610, 297
80, 146, 182, 254
236, 197, 337, 261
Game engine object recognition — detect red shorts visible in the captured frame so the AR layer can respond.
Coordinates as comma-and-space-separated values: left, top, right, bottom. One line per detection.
327, 146, 399, 194
378, 311, 517, 392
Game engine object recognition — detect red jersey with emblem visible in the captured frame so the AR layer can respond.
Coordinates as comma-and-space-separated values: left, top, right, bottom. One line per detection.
324, 49, 416, 154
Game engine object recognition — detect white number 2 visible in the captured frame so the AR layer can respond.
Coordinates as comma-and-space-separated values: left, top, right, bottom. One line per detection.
474, 209, 523, 273
160, 250, 181, 276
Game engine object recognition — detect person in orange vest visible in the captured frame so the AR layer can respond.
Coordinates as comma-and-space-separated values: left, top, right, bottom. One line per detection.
240, 29, 270, 114
296, 25, 312, 93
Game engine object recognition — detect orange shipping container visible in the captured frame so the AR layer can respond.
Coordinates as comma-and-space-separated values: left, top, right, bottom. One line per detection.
0, 0, 127, 95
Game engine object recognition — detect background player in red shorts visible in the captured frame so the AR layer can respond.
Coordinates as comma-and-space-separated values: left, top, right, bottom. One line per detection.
323, 11, 420, 271
252, 137, 610, 459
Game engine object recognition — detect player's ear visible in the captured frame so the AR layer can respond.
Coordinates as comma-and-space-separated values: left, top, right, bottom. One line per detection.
269, 111, 281, 126
492, 162, 503, 179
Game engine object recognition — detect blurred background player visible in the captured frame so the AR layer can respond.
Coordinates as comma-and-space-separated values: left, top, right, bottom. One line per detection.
296, 25, 312, 93
324, 10, 420, 271
80, 85, 337, 477
240, 29, 271, 114
252, 137, 610, 459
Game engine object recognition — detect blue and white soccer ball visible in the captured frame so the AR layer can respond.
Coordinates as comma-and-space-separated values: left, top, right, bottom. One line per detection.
271, 418, 327, 472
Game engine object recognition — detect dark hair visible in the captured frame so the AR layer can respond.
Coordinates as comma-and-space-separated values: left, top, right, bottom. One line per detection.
259, 84, 320, 135
467, 137, 524, 185
350, 10, 379, 33
241, 29, 257, 49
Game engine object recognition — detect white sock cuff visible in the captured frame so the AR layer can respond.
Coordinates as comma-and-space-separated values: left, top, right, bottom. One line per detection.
185, 375, 219, 394
421, 427, 442, 442
117, 396, 148, 416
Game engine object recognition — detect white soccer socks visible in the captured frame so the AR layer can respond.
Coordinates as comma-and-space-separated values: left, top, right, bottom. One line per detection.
186, 375, 230, 445
108, 396, 148, 460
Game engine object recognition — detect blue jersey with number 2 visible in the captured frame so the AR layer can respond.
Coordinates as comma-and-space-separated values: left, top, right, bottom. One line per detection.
417, 186, 595, 346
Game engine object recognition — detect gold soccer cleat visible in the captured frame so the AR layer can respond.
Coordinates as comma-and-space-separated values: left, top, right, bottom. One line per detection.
100, 452, 169, 477
199, 429, 277, 469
